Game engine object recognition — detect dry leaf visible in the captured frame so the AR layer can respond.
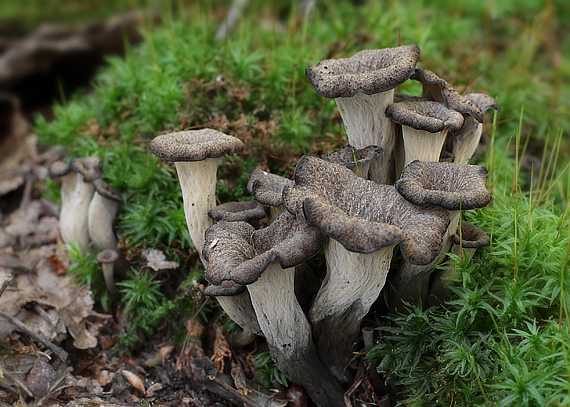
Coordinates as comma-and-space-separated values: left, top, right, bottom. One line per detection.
121, 370, 145, 394
142, 248, 179, 271
211, 325, 231, 372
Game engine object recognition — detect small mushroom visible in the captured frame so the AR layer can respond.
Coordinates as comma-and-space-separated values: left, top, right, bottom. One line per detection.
149, 129, 258, 335
247, 168, 293, 221
282, 156, 450, 382
450, 93, 500, 164
385, 99, 464, 168
306, 44, 420, 183
96, 249, 119, 293
203, 213, 344, 407
88, 179, 123, 250
50, 157, 102, 251
321, 144, 383, 178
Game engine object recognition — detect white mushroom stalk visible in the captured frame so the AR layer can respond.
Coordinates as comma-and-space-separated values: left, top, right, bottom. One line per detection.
203, 215, 345, 407
88, 179, 123, 250
149, 129, 260, 335
282, 156, 450, 383
306, 44, 420, 184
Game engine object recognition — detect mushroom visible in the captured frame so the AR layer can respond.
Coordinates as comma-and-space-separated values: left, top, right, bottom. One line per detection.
50, 157, 102, 252
88, 179, 123, 250
282, 156, 450, 382
96, 249, 119, 293
149, 129, 259, 335
427, 221, 490, 307
208, 200, 266, 226
203, 213, 345, 407
450, 93, 500, 164
390, 161, 492, 310
246, 168, 293, 221
321, 144, 383, 178
306, 44, 420, 183
385, 99, 464, 169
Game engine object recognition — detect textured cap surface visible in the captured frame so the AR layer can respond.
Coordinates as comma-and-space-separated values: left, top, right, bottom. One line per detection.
149, 129, 244, 162
306, 44, 420, 98
208, 200, 267, 222
464, 93, 501, 114
247, 168, 293, 207
321, 145, 383, 169
93, 179, 123, 203
395, 160, 492, 210
385, 99, 464, 133
71, 156, 102, 182
412, 68, 484, 123
451, 221, 490, 248
283, 156, 450, 264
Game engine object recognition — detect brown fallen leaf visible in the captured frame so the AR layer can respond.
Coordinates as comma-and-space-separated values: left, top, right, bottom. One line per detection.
142, 248, 179, 271
121, 369, 145, 394
211, 324, 231, 373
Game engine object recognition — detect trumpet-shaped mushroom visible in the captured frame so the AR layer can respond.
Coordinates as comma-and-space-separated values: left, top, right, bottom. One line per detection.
88, 179, 123, 250
247, 168, 293, 221
391, 161, 491, 310
149, 129, 259, 335
203, 212, 345, 407
306, 44, 420, 183
282, 156, 450, 382
321, 144, 383, 178
385, 99, 464, 168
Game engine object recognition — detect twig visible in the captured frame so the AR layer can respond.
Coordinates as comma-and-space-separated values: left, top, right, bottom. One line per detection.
0, 311, 68, 362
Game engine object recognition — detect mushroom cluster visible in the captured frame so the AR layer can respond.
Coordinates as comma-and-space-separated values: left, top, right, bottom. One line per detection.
50, 157, 124, 292
150, 43, 497, 406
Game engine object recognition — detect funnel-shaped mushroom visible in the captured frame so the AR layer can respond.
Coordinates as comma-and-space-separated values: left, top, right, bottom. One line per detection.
321, 144, 383, 179
203, 212, 344, 407
88, 179, 123, 250
282, 156, 449, 382
450, 93, 500, 164
385, 99, 464, 168
390, 161, 491, 310
149, 130, 258, 335
306, 44, 420, 183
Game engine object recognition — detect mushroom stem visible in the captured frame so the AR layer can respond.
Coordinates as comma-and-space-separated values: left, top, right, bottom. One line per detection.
65, 171, 95, 251
309, 240, 395, 384
247, 261, 345, 407
88, 189, 119, 250
175, 161, 260, 335
451, 117, 482, 165
402, 126, 449, 166
336, 91, 395, 184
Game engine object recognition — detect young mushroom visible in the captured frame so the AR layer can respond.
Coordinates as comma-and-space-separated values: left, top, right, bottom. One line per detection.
321, 144, 383, 178
88, 179, 123, 250
203, 212, 345, 407
390, 161, 492, 310
306, 44, 420, 183
149, 129, 259, 335
282, 156, 450, 383
385, 99, 464, 169
96, 249, 119, 293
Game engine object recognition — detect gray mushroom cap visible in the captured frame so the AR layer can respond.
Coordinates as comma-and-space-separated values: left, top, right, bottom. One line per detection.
149, 129, 244, 162
451, 221, 490, 248
71, 156, 102, 182
282, 156, 450, 265
321, 145, 383, 169
385, 99, 465, 133
49, 160, 72, 178
202, 211, 325, 289
411, 68, 484, 123
305, 44, 420, 98
464, 93, 501, 114
93, 179, 123, 203
204, 280, 246, 296
96, 249, 119, 264
208, 200, 267, 222
247, 168, 293, 207
395, 160, 492, 210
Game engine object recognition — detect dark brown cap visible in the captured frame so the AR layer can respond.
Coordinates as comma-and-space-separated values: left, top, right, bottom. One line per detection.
464, 93, 501, 114
247, 168, 293, 207
451, 221, 490, 248
395, 160, 492, 210
93, 179, 123, 203
385, 99, 464, 133
321, 145, 383, 169
306, 44, 420, 98
208, 200, 266, 222
149, 129, 244, 162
